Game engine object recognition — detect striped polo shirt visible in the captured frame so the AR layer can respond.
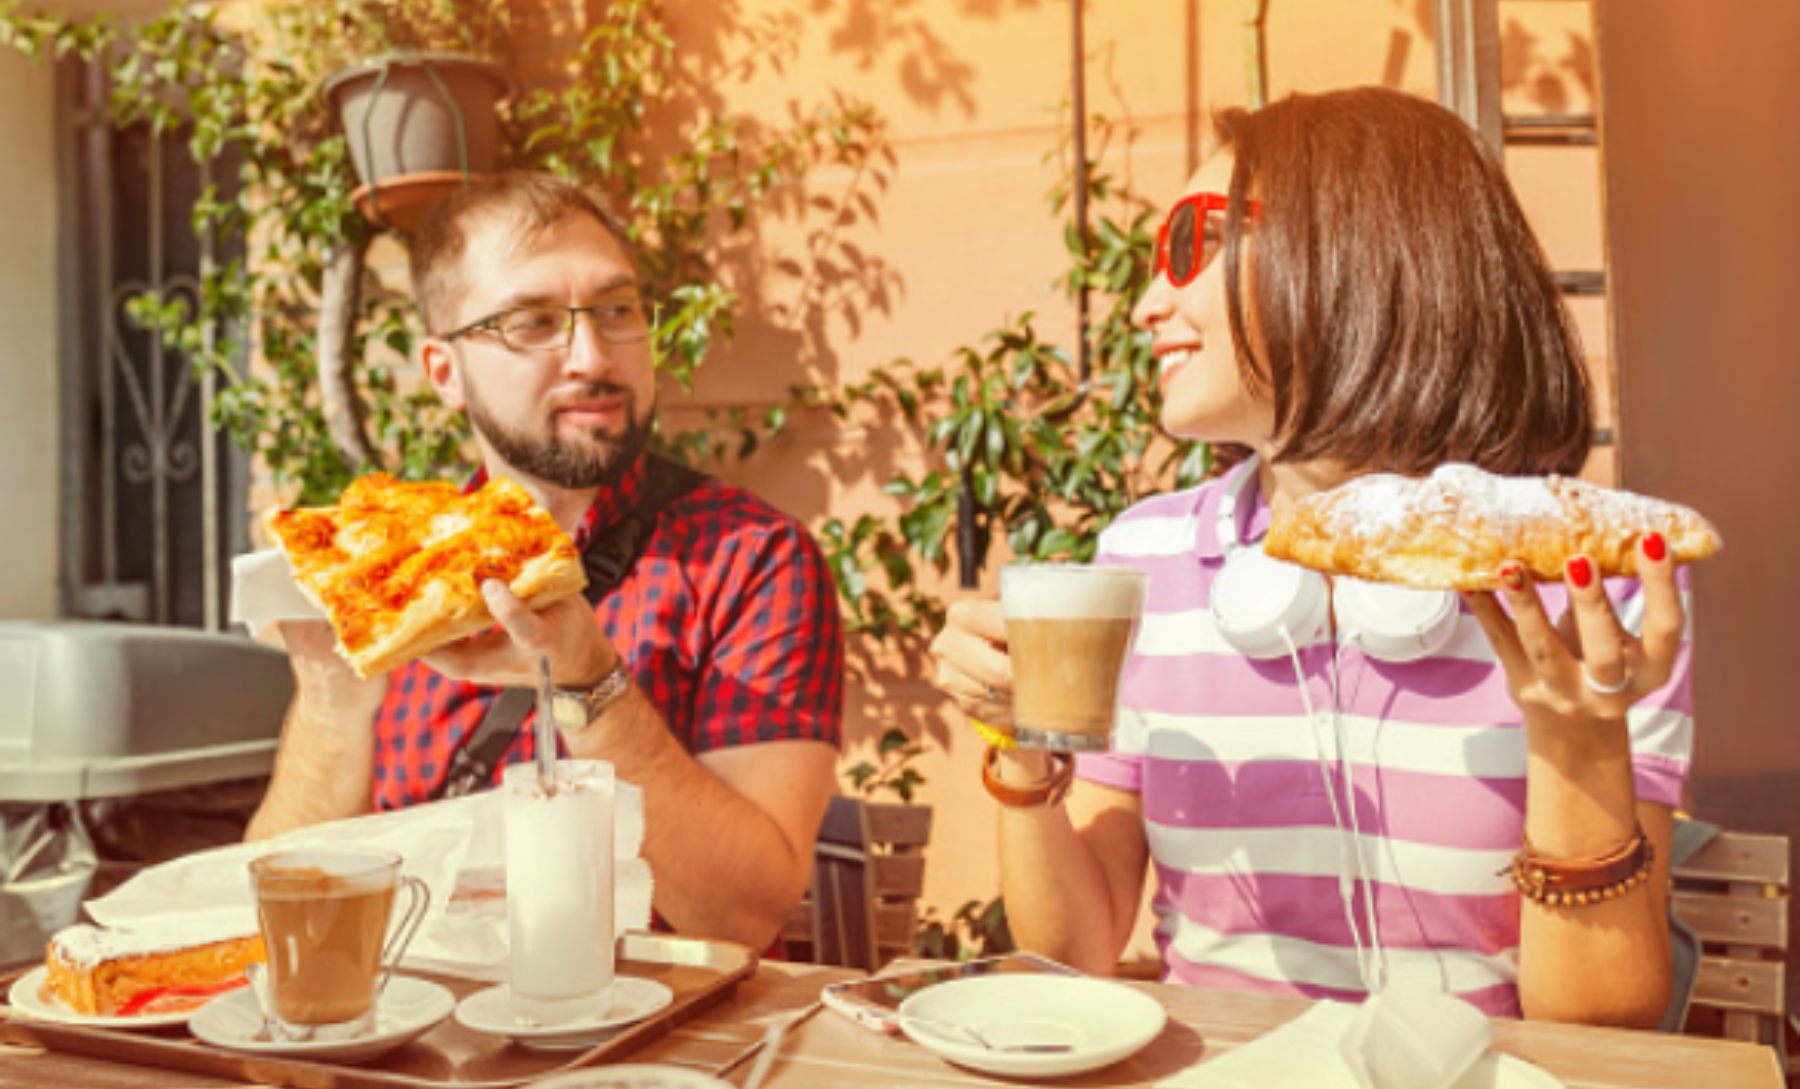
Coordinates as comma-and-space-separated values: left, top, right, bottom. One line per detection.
1076, 461, 1693, 1017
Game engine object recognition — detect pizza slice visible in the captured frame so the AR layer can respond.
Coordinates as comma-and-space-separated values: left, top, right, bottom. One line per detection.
265, 473, 588, 677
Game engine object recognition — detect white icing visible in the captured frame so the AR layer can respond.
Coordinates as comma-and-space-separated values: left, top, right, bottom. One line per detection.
50, 922, 255, 969
1299, 463, 1713, 541
1000, 565, 1148, 619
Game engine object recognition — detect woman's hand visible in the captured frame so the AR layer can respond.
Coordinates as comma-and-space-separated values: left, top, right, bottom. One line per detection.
1464, 533, 1684, 732
928, 596, 1015, 730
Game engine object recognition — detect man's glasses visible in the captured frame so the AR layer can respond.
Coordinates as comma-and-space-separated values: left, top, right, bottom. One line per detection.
443, 293, 652, 352
1153, 193, 1262, 288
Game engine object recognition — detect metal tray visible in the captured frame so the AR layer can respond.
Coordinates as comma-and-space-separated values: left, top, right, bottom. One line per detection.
0, 932, 757, 1089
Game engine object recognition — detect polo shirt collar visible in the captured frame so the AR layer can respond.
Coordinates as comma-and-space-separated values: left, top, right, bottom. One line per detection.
1192, 455, 1273, 558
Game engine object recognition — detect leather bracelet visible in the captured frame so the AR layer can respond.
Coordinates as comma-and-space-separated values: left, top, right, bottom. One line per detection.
1507, 824, 1655, 908
981, 745, 1075, 808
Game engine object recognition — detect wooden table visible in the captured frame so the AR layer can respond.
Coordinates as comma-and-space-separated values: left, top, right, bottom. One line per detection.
1, 962, 1782, 1089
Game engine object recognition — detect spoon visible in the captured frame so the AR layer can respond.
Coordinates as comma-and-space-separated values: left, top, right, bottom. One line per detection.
900, 1013, 1076, 1054
534, 654, 558, 795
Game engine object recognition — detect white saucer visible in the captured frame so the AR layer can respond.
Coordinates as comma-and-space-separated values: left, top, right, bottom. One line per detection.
5, 966, 198, 1029
898, 974, 1166, 1079
454, 977, 674, 1050
189, 975, 454, 1063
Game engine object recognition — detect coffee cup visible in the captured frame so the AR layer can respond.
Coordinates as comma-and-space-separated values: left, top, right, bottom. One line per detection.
247, 846, 429, 1039
999, 563, 1148, 752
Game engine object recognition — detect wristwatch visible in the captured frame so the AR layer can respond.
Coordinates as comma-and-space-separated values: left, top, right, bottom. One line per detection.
549, 658, 632, 735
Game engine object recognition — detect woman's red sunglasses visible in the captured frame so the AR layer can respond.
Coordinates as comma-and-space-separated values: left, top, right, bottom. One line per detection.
1153, 193, 1262, 287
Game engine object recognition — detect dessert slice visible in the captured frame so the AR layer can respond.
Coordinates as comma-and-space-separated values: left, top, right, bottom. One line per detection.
44, 923, 266, 1016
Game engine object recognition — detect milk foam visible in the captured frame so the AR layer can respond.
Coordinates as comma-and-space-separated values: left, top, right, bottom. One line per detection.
251, 848, 396, 899
1000, 565, 1147, 620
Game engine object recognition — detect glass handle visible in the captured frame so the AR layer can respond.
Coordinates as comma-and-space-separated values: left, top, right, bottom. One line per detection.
376, 875, 431, 997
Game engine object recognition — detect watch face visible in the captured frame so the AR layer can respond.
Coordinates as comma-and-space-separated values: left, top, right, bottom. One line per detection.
551, 693, 590, 733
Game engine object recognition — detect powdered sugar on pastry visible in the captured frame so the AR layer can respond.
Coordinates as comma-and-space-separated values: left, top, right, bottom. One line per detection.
1263, 463, 1722, 590
50, 922, 256, 969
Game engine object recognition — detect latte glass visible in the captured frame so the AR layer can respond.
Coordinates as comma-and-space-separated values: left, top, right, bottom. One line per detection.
248, 846, 428, 1039
999, 564, 1148, 752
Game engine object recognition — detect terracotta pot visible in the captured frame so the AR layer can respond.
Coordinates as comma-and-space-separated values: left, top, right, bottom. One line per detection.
323, 52, 507, 230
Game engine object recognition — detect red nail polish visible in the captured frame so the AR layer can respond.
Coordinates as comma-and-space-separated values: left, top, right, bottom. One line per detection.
1643, 532, 1667, 563
1499, 562, 1526, 592
1567, 556, 1594, 589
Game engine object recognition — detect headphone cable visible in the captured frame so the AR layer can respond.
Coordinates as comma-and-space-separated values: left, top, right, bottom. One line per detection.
1280, 625, 1386, 995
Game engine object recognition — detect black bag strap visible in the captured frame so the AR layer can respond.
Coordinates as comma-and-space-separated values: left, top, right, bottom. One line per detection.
433, 456, 706, 800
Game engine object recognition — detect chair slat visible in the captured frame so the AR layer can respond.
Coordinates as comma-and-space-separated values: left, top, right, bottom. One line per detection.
1691, 956, 1786, 1016
864, 802, 932, 847
1675, 831, 1791, 887
873, 854, 925, 899
876, 900, 918, 948
1673, 890, 1789, 952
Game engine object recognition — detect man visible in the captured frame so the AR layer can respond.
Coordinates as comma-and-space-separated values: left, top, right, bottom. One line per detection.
247, 172, 845, 951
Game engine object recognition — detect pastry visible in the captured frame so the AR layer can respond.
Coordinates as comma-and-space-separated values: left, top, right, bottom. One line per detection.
1263, 464, 1722, 590
44, 923, 265, 1016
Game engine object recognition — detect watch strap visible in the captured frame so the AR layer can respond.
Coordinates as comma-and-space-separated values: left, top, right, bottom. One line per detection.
554, 658, 632, 734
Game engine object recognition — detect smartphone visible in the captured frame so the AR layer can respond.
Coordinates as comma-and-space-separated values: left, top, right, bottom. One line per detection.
819, 952, 1083, 1032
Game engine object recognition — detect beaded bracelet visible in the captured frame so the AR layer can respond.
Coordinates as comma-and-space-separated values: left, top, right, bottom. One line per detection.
1507, 825, 1655, 908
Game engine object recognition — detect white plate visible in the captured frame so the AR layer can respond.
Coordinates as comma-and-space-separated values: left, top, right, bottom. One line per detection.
898, 974, 1167, 1079
454, 977, 674, 1050
5, 966, 201, 1029
189, 975, 454, 1063
1453, 1052, 1567, 1089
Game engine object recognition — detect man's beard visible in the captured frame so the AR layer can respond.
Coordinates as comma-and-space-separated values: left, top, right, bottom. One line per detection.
465, 379, 655, 490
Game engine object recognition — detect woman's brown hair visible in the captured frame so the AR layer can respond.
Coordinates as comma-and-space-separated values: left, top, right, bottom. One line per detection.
1214, 87, 1592, 475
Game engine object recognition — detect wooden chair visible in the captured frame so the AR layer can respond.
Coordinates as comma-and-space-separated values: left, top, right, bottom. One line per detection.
783, 795, 932, 970
1669, 826, 1790, 1065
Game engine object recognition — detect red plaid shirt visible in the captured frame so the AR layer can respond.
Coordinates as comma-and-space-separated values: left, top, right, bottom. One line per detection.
369, 456, 845, 808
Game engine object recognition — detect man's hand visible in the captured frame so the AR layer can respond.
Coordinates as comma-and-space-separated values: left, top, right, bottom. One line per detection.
249, 619, 389, 841
423, 581, 617, 689
279, 619, 388, 719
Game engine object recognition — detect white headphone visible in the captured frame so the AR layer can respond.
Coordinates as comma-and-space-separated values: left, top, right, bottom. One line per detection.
1209, 456, 1460, 663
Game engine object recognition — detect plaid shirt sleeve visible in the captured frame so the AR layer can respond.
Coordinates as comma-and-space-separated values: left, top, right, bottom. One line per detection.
690, 519, 845, 752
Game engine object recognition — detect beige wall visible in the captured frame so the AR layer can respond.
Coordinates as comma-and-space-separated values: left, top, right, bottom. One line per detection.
0, 54, 60, 620
648, 0, 1611, 948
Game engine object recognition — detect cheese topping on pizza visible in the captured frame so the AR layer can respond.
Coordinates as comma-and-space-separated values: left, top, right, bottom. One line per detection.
266, 474, 588, 677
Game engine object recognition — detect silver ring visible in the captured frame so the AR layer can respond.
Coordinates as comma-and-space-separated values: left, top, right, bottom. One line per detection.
984, 684, 999, 703
1581, 665, 1632, 695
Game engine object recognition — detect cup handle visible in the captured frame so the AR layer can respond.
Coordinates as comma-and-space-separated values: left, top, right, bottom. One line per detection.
376, 875, 431, 997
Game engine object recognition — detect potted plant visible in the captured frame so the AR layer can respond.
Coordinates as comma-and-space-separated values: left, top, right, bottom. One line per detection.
325, 51, 509, 231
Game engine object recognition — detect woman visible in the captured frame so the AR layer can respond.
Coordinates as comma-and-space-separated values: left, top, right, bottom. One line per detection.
930, 87, 1690, 1027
